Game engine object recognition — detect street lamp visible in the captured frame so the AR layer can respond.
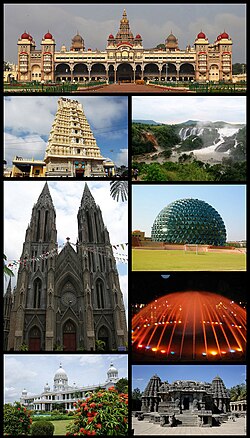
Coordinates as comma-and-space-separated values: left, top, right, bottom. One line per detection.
62, 79, 65, 92
206, 79, 209, 93
41, 79, 44, 92
165, 63, 168, 84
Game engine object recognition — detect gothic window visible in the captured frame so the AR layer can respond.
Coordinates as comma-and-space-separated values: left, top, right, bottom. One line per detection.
86, 211, 93, 242
33, 278, 42, 308
36, 210, 40, 241
96, 279, 105, 308
64, 320, 76, 333
44, 210, 49, 241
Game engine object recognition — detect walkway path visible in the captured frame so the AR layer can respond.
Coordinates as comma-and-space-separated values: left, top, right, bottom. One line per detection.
77, 83, 191, 93
132, 416, 246, 435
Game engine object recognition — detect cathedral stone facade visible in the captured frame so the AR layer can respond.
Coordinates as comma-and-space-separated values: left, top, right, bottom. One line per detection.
17, 9, 232, 84
4, 183, 127, 351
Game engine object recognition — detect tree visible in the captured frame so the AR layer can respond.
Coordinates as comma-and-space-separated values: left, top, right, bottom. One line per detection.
4, 254, 14, 278
132, 388, 142, 410
66, 387, 128, 436
95, 340, 106, 351
4, 402, 32, 435
230, 383, 246, 401
115, 378, 128, 394
110, 181, 128, 202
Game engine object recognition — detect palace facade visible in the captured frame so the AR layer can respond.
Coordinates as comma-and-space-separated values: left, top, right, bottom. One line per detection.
20, 362, 119, 411
4, 183, 127, 351
17, 9, 232, 83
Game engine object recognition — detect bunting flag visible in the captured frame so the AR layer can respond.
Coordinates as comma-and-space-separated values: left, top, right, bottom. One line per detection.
6, 240, 128, 268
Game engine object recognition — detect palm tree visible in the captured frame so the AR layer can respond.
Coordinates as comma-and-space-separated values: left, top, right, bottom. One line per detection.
110, 181, 128, 202
95, 339, 106, 351
4, 254, 14, 278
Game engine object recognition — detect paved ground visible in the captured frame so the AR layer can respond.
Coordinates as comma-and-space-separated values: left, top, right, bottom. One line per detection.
132, 416, 246, 435
77, 83, 191, 93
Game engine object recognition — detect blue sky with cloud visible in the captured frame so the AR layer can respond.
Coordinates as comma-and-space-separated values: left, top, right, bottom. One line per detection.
4, 354, 128, 403
132, 365, 246, 391
132, 96, 246, 125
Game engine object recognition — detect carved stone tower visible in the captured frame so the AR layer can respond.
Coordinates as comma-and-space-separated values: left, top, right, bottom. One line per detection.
44, 98, 110, 177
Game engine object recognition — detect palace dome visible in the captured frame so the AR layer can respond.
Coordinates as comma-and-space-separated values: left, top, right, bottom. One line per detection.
135, 34, 142, 39
108, 34, 114, 39
54, 363, 68, 379
21, 32, 30, 39
108, 363, 118, 373
72, 34, 83, 42
151, 198, 226, 246
197, 31, 206, 39
44, 31, 53, 39
220, 31, 229, 39
166, 33, 177, 42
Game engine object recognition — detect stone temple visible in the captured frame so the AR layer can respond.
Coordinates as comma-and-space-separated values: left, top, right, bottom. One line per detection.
138, 374, 230, 427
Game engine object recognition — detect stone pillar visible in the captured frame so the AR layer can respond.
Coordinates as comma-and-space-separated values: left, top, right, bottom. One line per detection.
176, 65, 180, 81
105, 66, 109, 83
141, 65, 144, 80
133, 67, 136, 83
70, 65, 74, 82
88, 66, 91, 81
114, 67, 117, 83
158, 65, 162, 81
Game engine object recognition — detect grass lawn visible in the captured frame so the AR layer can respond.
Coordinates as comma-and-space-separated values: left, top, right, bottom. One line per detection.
132, 249, 246, 271
51, 419, 72, 435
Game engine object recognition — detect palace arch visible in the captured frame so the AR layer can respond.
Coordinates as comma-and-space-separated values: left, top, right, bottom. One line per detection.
116, 63, 133, 82
55, 63, 71, 81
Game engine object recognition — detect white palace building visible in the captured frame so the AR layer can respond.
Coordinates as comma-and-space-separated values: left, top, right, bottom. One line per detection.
20, 362, 119, 411
16, 9, 233, 84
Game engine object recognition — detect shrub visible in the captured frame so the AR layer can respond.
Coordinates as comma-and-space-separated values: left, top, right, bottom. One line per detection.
4, 402, 32, 435
31, 420, 55, 436
66, 387, 128, 435
67, 410, 75, 416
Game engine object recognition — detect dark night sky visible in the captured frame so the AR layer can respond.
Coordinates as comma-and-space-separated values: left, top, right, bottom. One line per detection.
131, 272, 247, 304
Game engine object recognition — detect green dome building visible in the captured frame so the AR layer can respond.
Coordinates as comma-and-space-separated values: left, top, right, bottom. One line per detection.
151, 198, 227, 246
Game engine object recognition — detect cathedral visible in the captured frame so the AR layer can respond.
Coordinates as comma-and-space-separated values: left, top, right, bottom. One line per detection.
16, 9, 232, 84
20, 362, 120, 411
4, 183, 127, 351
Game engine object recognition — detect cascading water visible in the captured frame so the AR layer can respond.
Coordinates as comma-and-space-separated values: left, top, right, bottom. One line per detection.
132, 291, 246, 360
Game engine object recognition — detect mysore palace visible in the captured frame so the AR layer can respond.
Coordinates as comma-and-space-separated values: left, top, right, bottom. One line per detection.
17, 9, 232, 83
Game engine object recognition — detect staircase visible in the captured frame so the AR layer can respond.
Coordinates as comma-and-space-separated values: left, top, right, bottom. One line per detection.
176, 413, 198, 427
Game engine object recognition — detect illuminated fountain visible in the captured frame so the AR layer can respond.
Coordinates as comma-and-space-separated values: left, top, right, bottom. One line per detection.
132, 291, 246, 360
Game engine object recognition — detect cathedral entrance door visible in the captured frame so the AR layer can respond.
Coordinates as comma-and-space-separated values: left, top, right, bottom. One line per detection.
28, 326, 41, 351
63, 321, 76, 351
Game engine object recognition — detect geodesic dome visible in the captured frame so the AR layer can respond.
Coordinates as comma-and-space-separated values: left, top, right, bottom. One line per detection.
151, 198, 226, 246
